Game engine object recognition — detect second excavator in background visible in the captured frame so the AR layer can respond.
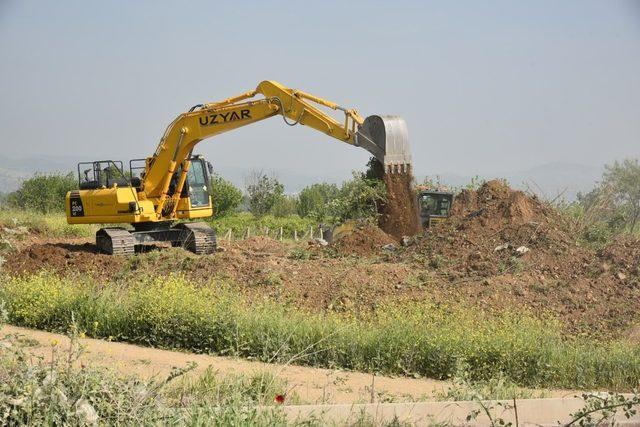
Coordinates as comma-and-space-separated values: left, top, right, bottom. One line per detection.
66, 81, 413, 254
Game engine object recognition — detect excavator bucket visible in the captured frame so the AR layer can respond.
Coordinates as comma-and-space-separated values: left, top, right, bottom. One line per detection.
355, 115, 412, 173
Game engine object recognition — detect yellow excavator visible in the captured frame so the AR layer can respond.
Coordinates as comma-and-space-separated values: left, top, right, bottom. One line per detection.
66, 80, 412, 254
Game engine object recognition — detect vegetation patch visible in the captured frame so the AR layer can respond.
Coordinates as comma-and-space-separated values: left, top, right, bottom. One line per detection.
0, 210, 95, 239
2, 273, 640, 390
0, 316, 292, 424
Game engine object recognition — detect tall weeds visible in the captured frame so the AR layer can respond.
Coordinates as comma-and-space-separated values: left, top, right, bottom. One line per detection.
1, 273, 639, 390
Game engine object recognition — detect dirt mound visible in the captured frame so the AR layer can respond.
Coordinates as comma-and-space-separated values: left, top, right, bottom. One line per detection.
4, 243, 125, 280
451, 180, 549, 225
333, 225, 396, 256
404, 180, 640, 337
412, 180, 577, 277
598, 236, 640, 273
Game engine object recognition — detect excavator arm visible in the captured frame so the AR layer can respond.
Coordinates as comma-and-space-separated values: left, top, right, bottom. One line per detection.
143, 80, 411, 216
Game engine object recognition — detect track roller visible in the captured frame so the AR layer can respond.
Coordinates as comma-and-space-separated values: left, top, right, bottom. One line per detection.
96, 228, 135, 255
173, 222, 217, 254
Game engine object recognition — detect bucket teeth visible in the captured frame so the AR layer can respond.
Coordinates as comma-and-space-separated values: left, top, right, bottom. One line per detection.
355, 115, 412, 173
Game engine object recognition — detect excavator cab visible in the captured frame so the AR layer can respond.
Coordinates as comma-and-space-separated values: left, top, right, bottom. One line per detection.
182, 156, 212, 208
129, 155, 212, 209
418, 190, 454, 228
77, 160, 129, 190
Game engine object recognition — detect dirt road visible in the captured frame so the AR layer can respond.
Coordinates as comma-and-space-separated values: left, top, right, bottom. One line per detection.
2, 325, 573, 405
2, 324, 452, 404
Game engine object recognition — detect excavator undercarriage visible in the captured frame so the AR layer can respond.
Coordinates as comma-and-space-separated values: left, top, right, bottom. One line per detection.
94, 222, 217, 255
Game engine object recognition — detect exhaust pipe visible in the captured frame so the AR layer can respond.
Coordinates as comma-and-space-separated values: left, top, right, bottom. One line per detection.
355, 115, 412, 173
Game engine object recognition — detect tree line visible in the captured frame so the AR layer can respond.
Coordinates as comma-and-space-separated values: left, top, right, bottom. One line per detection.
0, 168, 386, 224
2, 158, 639, 239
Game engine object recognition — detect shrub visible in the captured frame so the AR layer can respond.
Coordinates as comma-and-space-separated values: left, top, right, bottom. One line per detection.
245, 171, 285, 217
6, 173, 76, 213
297, 183, 339, 220
209, 173, 243, 217
326, 172, 386, 223
270, 195, 299, 218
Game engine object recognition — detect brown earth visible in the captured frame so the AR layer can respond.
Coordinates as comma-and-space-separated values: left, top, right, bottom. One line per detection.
3, 180, 640, 339
378, 171, 421, 240
369, 159, 421, 240
403, 180, 640, 337
5, 241, 125, 281
332, 225, 397, 256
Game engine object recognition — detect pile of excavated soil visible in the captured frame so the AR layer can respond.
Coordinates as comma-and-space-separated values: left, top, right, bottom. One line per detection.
332, 225, 396, 256
409, 179, 577, 278
4, 242, 125, 281
402, 180, 640, 337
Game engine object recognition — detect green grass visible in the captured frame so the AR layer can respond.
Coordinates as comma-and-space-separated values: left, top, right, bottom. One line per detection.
0, 209, 95, 238
1, 273, 639, 391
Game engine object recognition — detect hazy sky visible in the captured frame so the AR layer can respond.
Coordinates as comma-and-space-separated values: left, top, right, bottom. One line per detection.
0, 0, 639, 182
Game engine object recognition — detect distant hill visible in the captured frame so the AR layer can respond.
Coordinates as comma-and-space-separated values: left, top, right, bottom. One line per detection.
0, 155, 80, 193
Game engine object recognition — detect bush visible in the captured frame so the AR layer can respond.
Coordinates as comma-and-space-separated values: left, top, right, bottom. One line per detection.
602, 158, 640, 233
297, 183, 339, 220
326, 172, 386, 223
270, 195, 299, 217
245, 171, 286, 217
6, 173, 76, 213
3, 273, 640, 390
209, 173, 243, 217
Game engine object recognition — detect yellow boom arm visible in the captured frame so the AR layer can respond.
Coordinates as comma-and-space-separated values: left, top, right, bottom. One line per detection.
144, 80, 365, 216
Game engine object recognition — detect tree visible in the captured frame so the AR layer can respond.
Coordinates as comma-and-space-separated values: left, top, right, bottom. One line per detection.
602, 158, 640, 233
327, 172, 387, 223
6, 173, 77, 213
297, 183, 339, 220
245, 170, 285, 217
270, 195, 299, 217
209, 173, 243, 217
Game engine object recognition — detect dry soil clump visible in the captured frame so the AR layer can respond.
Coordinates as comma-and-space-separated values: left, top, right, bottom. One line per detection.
332, 225, 396, 256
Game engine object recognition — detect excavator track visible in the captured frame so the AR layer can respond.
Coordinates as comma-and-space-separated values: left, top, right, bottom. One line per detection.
96, 228, 135, 255
173, 222, 217, 255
